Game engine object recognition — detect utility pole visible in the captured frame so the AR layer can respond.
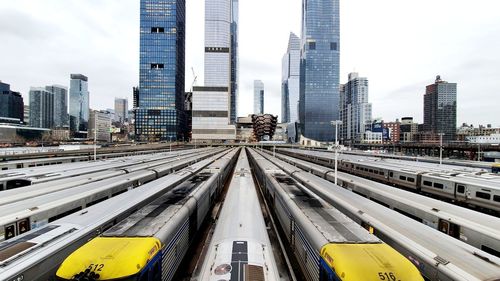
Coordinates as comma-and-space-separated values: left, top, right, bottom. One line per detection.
331, 120, 343, 185
438, 133, 444, 165
94, 111, 97, 162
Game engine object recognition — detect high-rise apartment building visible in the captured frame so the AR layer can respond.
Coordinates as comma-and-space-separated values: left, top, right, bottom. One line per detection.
192, 0, 236, 141
89, 110, 112, 142
339, 73, 372, 144
299, 0, 340, 141
46, 85, 68, 128
253, 80, 264, 114
423, 75, 457, 142
281, 32, 300, 123
29, 87, 54, 129
135, 0, 187, 142
114, 98, 128, 123
0, 81, 24, 123
69, 74, 89, 138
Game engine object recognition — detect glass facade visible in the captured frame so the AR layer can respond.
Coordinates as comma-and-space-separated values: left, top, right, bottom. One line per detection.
230, 0, 239, 124
253, 80, 264, 114
46, 85, 68, 128
192, 0, 236, 141
136, 0, 187, 142
29, 87, 54, 129
69, 74, 89, 138
424, 76, 457, 142
281, 32, 300, 123
114, 98, 128, 123
299, 0, 340, 141
0, 82, 24, 123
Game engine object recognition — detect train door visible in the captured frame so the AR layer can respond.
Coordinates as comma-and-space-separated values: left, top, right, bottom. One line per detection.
438, 219, 460, 239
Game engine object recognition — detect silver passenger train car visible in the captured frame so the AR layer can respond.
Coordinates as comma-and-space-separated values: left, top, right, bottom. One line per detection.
0, 149, 233, 281
261, 149, 500, 281
279, 148, 500, 213
194, 148, 281, 281
55, 148, 239, 281
268, 149, 500, 258
0, 148, 221, 241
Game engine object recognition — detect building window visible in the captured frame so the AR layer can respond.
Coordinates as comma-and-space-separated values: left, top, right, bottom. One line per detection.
308, 42, 316, 50
151, 27, 165, 33
330, 42, 337, 50
151, 64, 164, 69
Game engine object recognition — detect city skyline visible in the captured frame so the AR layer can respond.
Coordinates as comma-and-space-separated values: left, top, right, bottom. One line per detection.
1, 0, 499, 126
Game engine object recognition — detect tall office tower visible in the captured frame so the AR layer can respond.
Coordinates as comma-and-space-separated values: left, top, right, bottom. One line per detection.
229, 0, 239, 124
281, 32, 301, 123
114, 98, 128, 123
192, 0, 236, 141
69, 74, 89, 138
0, 81, 24, 123
136, 0, 187, 142
299, 0, 340, 141
253, 80, 264, 114
29, 87, 54, 129
46, 85, 68, 128
339, 73, 372, 144
423, 75, 457, 142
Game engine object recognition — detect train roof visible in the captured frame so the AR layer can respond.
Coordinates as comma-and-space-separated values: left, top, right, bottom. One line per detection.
424, 172, 500, 189
272, 173, 379, 245
102, 173, 213, 237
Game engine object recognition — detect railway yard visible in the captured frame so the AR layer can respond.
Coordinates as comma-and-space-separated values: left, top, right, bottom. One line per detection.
0, 145, 499, 281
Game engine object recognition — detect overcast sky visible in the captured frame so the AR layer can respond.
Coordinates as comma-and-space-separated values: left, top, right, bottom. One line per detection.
1, 0, 499, 126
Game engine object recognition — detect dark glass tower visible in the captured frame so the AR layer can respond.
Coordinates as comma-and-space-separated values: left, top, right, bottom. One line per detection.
0, 82, 24, 123
136, 0, 187, 142
299, 0, 340, 141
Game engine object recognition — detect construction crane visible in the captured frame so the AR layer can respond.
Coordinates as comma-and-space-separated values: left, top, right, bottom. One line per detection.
190, 67, 198, 92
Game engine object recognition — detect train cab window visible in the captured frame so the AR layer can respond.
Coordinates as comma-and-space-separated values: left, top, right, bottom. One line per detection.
423, 181, 432, 186
457, 185, 465, 194
476, 192, 491, 200
433, 183, 444, 189
0, 183, 3, 190
399, 176, 407, 181
494, 195, 500, 202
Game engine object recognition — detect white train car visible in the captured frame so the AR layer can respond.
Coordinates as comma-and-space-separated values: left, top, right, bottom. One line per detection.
194, 149, 281, 281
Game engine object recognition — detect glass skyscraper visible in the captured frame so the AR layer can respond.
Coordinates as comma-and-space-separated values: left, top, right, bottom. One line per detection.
69, 74, 89, 138
281, 32, 300, 123
191, 0, 236, 141
299, 0, 340, 141
46, 85, 68, 128
253, 80, 264, 114
230, 0, 239, 124
136, 0, 187, 142
29, 87, 54, 129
